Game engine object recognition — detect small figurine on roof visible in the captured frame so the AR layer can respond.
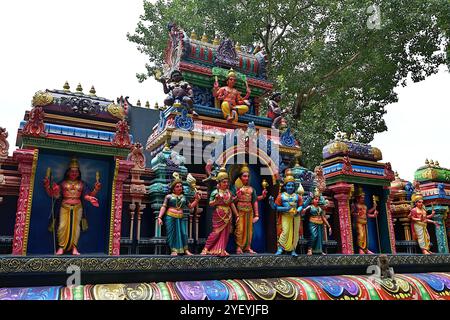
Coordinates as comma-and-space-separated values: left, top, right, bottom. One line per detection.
159, 69, 197, 116
267, 92, 287, 130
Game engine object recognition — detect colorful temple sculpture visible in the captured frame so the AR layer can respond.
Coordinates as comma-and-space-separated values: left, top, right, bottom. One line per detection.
412, 160, 450, 253
0, 25, 449, 301
321, 132, 396, 254
389, 173, 415, 253
1, 272, 449, 300
146, 25, 302, 255
10, 86, 138, 256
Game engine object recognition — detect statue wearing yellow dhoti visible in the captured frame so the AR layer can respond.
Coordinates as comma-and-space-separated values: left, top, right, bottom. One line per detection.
213, 69, 251, 122
44, 158, 101, 255
230, 165, 267, 254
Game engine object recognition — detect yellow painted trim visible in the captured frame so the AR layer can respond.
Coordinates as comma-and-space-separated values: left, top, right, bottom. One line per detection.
321, 156, 385, 167
22, 149, 39, 255
45, 113, 116, 129
108, 159, 119, 255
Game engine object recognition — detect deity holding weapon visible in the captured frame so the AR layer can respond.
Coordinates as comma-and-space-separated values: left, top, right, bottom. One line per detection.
267, 92, 287, 130
157, 172, 201, 256
43, 158, 101, 255
303, 188, 332, 255
269, 170, 304, 256
201, 168, 239, 257
156, 69, 197, 116
230, 165, 268, 254
351, 186, 379, 254
409, 190, 438, 254
213, 69, 251, 122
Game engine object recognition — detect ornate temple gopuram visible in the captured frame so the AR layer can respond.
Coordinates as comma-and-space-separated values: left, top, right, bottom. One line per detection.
0, 25, 449, 301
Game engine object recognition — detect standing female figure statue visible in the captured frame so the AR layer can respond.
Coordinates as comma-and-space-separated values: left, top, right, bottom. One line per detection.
157, 172, 201, 256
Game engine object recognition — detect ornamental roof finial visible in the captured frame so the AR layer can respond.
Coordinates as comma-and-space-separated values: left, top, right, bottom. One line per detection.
89, 86, 96, 96
63, 81, 70, 92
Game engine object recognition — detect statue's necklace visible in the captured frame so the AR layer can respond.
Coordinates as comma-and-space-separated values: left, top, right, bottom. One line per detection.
173, 193, 183, 209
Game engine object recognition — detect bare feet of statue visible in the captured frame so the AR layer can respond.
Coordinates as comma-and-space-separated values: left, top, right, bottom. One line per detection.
291, 251, 298, 257
184, 250, 193, 256
275, 247, 283, 255
56, 248, 64, 255
72, 247, 80, 256
307, 248, 313, 256
201, 249, 207, 255
236, 247, 243, 254
422, 249, 432, 254
171, 252, 178, 256
321, 252, 327, 255
359, 248, 366, 254
220, 251, 230, 257
246, 249, 257, 254
366, 249, 374, 254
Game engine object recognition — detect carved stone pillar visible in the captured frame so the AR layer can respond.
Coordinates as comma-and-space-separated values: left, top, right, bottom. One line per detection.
329, 182, 353, 254
431, 205, 449, 254
127, 143, 147, 242
399, 218, 411, 241
109, 159, 133, 256
137, 203, 146, 241
129, 203, 136, 240
12, 149, 38, 256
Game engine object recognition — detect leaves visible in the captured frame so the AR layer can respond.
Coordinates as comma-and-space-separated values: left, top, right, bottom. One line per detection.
128, 0, 449, 168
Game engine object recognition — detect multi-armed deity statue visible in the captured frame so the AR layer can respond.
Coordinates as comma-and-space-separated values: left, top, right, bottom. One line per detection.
351, 187, 379, 254
269, 170, 304, 256
43, 158, 101, 255
160, 69, 196, 115
230, 165, 268, 254
213, 68, 251, 122
267, 92, 287, 130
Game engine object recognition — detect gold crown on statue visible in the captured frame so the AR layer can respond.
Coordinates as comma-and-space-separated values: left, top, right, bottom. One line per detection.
216, 167, 229, 182
69, 157, 79, 169
170, 172, 183, 190
354, 186, 365, 197
313, 187, 321, 198
227, 68, 237, 79
411, 191, 424, 203
240, 164, 250, 175
284, 170, 296, 184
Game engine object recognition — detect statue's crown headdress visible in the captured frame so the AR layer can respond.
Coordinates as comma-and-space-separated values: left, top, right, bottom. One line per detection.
227, 68, 237, 79
217, 167, 229, 182
240, 164, 250, 175
69, 157, 79, 169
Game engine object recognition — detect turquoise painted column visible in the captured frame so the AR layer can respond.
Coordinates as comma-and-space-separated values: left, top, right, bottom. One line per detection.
429, 205, 449, 254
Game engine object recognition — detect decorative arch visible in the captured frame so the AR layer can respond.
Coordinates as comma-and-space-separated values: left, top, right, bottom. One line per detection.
213, 145, 279, 184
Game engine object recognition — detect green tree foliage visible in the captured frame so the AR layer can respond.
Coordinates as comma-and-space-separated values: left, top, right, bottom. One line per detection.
128, 0, 449, 168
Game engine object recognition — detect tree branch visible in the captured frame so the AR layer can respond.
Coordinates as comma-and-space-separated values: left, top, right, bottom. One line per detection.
320, 52, 361, 82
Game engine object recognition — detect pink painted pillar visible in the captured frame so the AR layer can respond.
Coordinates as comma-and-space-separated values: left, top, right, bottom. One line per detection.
12, 149, 38, 256
109, 159, 133, 256
329, 183, 354, 254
